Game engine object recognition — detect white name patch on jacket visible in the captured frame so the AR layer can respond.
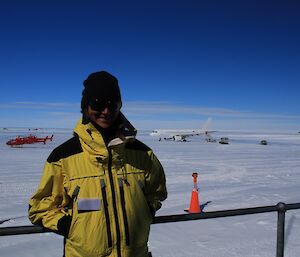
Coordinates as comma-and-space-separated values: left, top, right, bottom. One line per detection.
78, 198, 101, 211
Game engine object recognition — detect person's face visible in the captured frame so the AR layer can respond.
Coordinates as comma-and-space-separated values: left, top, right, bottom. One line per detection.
86, 99, 121, 129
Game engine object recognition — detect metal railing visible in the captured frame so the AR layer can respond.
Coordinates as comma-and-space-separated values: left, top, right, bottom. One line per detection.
0, 202, 299, 257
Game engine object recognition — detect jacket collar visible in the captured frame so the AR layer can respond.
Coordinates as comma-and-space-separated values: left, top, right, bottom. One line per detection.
108, 112, 137, 147
74, 113, 137, 156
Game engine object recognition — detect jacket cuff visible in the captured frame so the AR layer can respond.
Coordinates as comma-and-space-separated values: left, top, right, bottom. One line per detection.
151, 201, 162, 213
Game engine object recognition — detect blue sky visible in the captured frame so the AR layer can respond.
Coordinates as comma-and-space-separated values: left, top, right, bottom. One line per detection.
0, 0, 299, 131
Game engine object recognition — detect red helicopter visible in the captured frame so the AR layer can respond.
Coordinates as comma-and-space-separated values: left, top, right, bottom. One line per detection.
6, 134, 54, 146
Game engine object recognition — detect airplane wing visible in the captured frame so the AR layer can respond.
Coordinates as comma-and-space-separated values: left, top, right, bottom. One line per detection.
172, 130, 216, 141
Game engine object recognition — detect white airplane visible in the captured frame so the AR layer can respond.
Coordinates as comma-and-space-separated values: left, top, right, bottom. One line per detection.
150, 118, 216, 142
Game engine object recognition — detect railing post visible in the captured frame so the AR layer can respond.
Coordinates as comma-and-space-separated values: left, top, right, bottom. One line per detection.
276, 202, 286, 257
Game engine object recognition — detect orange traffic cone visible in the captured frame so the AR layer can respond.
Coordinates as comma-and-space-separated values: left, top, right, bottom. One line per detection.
188, 172, 201, 213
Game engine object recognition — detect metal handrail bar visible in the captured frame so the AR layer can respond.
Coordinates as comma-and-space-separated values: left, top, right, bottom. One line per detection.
153, 202, 300, 224
0, 202, 299, 236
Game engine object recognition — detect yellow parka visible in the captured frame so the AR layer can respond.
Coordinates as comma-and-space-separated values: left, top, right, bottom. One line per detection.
29, 117, 167, 257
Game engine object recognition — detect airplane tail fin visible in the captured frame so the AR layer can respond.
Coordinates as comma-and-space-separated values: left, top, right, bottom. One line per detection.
202, 118, 212, 131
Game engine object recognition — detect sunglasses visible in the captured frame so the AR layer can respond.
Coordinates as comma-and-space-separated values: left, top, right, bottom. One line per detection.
89, 99, 122, 113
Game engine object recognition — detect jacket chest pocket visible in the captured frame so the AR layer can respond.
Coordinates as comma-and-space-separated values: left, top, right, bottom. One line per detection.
68, 175, 104, 223
115, 163, 150, 213
116, 166, 152, 247
67, 175, 113, 250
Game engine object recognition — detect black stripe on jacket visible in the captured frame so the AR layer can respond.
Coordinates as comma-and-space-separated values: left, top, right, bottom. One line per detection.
47, 135, 83, 163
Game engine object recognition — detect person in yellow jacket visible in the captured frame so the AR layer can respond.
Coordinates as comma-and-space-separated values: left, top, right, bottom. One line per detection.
28, 71, 167, 257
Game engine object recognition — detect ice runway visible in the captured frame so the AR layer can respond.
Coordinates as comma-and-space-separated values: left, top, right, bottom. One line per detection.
0, 129, 299, 257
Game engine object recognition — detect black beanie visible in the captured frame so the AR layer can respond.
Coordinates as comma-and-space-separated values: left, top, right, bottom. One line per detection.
81, 71, 122, 111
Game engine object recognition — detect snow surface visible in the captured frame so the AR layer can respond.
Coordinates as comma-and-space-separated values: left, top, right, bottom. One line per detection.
0, 128, 299, 257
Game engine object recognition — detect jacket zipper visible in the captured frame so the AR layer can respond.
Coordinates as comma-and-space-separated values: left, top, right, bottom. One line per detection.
107, 149, 122, 257
100, 179, 112, 248
118, 178, 130, 246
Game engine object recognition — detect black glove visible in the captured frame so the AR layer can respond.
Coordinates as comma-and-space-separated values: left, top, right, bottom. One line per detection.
57, 215, 72, 237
